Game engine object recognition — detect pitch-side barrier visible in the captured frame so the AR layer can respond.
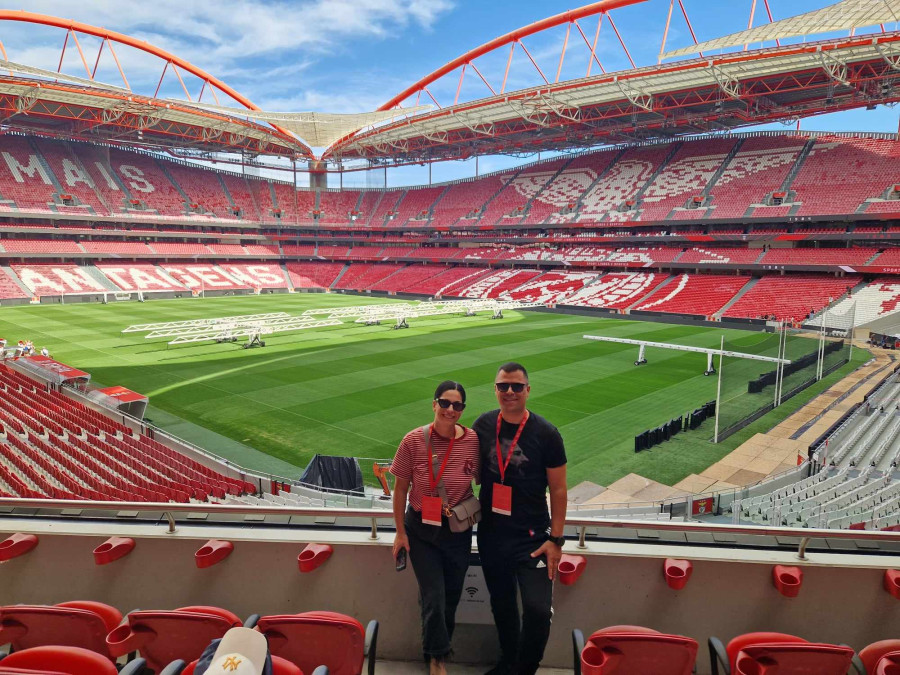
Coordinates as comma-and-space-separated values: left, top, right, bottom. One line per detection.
122, 313, 290, 333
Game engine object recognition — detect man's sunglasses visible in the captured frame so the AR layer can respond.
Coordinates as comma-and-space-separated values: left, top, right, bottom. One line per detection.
435, 398, 466, 411
495, 382, 527, 393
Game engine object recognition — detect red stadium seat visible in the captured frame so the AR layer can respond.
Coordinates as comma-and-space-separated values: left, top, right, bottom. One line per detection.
572, 625, 697, 675
173, 654, 304, 675
256, 611, 378, 675
0, 645, 145, 675
860, 640, 900, 674
709, 632, 856, 675
874, 652, 900, 675
0, 602, 121, 660
734, 643, 855, 674
105, 606, 243, 673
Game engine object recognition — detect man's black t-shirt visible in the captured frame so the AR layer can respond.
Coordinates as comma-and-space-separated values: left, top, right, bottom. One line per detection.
473, 409, 566, 557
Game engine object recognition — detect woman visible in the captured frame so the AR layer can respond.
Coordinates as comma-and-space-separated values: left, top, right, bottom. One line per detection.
391, 381, 480, 675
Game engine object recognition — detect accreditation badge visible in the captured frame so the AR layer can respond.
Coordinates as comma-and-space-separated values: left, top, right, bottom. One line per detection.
492, 483, 512, 516
421, 496, 444, 526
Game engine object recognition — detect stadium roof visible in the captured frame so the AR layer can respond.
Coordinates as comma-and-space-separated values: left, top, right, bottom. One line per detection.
3, 2, 900, 167
326, 30, 900, 163
0, 75, 312, 158
664, 0, 900, 58
166, 102, 431, 148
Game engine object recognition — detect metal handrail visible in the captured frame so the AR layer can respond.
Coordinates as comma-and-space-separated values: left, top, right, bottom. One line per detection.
2, 498, 899, 556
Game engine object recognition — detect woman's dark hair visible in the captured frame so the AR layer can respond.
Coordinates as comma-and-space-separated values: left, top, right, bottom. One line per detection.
434, 380, 466, 403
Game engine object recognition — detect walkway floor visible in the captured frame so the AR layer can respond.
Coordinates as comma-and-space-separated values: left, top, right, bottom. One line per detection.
675, 346, 894, 493
568, 346, 897, 504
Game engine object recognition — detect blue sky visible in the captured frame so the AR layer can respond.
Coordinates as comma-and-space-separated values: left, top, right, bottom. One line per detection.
10, 0, 900, 186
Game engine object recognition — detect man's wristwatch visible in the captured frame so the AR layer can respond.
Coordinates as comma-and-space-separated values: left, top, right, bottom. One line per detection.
547, 534, 565, 547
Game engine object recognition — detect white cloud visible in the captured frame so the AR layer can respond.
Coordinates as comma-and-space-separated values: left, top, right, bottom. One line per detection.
4, 0, 454, 112
21, 0, 455, 59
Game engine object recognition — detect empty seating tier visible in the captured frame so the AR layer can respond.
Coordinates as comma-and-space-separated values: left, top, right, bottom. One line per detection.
457, 269, 542, 298
318, 190, 361, 224
369, 265, 444, 292
794, 136, 900, 216
707, 136, 807, 219
758, 248, 877, 266
564, 272, 669, 309
723, 274, 861, 321
506, 271, 599, 303
0, 364, 252, 501
333, 263, 404, 290
284, 262, 344, 289
635, 274, 751, 316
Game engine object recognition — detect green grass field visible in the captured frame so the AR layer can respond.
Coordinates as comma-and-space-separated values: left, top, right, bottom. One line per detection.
0, 293, 867, 488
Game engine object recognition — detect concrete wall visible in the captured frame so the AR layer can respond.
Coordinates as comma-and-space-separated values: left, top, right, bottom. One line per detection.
1, 518, 898, 673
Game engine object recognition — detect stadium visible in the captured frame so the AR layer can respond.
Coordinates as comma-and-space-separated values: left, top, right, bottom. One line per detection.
0, 0, 899, 672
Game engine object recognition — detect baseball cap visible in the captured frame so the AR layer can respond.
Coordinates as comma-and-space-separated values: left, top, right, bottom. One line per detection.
200, 627, 269, 675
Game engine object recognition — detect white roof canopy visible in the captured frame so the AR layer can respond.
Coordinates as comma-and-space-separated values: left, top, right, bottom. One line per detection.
663, 0, 900, 58
0, 58, 127, 92
169, 101, 430, 148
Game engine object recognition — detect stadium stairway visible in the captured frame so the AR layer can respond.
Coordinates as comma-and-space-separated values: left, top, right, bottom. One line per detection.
771, 138, 816, 207
155, 161, 191, 210
82, 267, 120, 292
698, 138, 745, 205
0, 267, 31, 299
26, 138, 66, 198
519, 156, 578, 223
216, 173, 240, 215
628, 141, 684, 214
64, 142, 112, 214
623, 274, 675, 311
807, 278, 871, 327
865, 250, 883, 265
568, 149, 627, 222
714, 277, 760, 318
329, 263, 351, 289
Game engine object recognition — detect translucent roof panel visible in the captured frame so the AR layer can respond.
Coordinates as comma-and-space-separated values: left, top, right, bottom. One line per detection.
663, 0, 900, 58
0, 59, 127, 92
171, 102, 430, 148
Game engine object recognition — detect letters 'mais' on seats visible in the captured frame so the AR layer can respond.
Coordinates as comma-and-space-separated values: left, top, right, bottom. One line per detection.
10, 265, 106, 295
96, 265, 186, 292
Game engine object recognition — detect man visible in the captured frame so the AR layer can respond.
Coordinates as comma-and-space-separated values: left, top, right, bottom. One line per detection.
473, 362, 567, 675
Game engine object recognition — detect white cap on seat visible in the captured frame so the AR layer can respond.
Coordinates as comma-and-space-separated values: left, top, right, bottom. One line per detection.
201, 627, 268, 675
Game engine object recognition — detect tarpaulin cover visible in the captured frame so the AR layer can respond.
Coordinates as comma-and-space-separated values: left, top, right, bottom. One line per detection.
300, 454, 364, 495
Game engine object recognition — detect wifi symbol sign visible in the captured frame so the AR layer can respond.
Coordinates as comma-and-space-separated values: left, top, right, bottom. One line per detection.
465, 586, 479, 598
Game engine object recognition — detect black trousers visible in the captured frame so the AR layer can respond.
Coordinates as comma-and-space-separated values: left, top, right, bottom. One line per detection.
405, 507, 473, 660
478, 534, 554, 675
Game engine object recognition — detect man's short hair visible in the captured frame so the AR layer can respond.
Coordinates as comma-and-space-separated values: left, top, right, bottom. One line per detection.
497, 362, 528, 382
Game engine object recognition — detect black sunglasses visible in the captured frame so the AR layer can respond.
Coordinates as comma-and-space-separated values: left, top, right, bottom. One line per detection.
435, 398, 466, 412
495, 382, 527, 393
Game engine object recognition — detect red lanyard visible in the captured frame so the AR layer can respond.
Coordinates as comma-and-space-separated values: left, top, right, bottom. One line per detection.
496, 411, 529, 484
426, 424, 456, 494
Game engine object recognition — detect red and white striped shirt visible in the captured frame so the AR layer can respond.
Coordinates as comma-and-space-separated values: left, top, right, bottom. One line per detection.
390, 425, 480, 511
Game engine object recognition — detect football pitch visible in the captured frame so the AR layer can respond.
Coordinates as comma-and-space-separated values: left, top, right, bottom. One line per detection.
0, 293, 867, 489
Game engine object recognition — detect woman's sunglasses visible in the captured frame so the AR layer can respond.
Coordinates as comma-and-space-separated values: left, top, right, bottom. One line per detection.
495, 382, 527, 393
435, 398, 466, 411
